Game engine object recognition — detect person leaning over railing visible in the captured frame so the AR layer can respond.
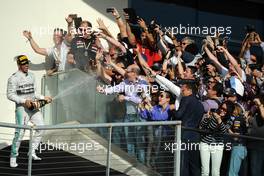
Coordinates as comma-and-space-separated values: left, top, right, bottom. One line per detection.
199, 100, 235, 176
96, 65, 150, 164
226, 103, 248, 176
138, 91, 173, 169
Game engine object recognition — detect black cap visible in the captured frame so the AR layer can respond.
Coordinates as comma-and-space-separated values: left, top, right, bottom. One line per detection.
15, 55, 30, 65
151, 63, 162, 71
223, 88, 237, 97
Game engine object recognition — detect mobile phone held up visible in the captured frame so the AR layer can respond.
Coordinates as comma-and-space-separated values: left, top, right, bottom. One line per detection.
106, 8, 114, 13
123, 8, 139, 24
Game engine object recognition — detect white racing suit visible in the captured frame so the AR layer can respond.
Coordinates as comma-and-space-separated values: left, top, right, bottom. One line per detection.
7, 71, 45, 157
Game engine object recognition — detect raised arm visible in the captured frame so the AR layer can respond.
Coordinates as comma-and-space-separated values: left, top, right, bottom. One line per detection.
97, 18, 114, 39
176, 51, 184, 79
104, 53, 126, 76
137, 18, 155, 47
100, 33, 126, 53
134, 47, 151, 76
123, 13, 137, 46
218, 46, 243, 78
95, 50, 112, 84
204, 46, 227, 76
65, 15, 75, 44
23, 31, 48, 56
110, 8, 127, 38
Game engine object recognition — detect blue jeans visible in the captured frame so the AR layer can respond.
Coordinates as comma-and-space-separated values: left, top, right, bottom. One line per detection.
228, 145, 247, 176
112, 119, 125, 148
124, 114, 145, 164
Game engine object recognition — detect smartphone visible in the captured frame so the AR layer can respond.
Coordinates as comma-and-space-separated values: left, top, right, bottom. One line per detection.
69, 14, 78, 19
106, 8, 114, 13
123, 8, 138, 24
74, 17, 82, 29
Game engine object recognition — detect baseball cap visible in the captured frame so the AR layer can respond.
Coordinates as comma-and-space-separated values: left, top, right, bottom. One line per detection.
15, 55, 30, 65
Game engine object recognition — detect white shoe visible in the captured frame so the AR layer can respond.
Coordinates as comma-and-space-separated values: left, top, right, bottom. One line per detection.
10, 157, 18, 168
32, 153, 41, 160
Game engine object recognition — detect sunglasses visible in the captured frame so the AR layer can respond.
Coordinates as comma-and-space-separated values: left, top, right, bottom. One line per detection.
159, 94, 166, 98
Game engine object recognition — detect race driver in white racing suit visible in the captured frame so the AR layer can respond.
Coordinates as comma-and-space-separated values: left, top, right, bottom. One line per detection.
7, 55, 52, 168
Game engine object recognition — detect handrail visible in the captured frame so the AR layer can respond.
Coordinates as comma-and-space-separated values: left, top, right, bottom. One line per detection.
182, 126, 264, 141
1, 121, 264, 141
34, 121, 182, 130
0, 122, 32, 130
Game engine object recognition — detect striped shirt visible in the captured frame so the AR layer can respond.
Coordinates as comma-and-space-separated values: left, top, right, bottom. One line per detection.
200, 116, 227, 144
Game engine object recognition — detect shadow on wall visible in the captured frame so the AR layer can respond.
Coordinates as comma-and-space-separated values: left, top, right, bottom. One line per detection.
29, 57, 54, 71
29, 62, 45, 71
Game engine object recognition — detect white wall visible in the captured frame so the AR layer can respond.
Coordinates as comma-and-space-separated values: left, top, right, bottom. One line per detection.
0, 0, 128, 144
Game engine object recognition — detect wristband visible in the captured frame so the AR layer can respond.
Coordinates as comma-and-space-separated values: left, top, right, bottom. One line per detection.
116, 16, 121, 20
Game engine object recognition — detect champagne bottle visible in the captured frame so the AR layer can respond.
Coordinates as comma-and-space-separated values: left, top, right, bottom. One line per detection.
29, 99, 49, 111
38, 99, 48, 108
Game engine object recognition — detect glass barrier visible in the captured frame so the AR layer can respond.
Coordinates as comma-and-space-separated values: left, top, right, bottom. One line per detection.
41, 69, 122, 127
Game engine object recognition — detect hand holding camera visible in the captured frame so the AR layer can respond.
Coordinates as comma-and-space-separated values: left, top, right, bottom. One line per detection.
137, 18, 147, 30
107, 7, 120, 19
65, 14, 76, 25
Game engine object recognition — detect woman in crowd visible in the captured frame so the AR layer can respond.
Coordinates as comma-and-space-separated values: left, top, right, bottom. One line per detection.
199, 101, 235, 176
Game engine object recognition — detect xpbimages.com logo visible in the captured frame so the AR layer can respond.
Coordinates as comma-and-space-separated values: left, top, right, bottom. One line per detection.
39, 140, 102, 154
164, 142, 232, 153
163, 24, 232, 37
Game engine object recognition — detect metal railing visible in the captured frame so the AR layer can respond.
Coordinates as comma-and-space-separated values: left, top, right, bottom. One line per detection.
0, 121, 182, 176
2, 120, 264, 176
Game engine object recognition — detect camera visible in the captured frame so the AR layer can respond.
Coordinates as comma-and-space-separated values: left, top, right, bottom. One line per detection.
244, 24, 255, 33
210, 108, 219, 113
148, 18, 160, 33
123, 8, 139, 24
106, 8, 114, 13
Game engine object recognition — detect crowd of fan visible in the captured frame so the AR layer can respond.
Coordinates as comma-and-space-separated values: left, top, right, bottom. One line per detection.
23, 7, 264, 176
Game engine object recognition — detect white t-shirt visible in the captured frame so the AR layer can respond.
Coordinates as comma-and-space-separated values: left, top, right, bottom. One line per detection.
46, 41, 69, 71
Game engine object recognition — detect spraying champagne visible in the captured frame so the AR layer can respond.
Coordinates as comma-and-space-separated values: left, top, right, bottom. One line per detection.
29, 98, 52, 111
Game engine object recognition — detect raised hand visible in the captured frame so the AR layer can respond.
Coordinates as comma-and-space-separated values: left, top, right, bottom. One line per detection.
65, 15, 74, 25
97, 18, 107, 31
110, 7, 120, 18
23, 30, 32, 40
216, 45, 226, 52
44, 96, 53, 103
137, 18, 147, 29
